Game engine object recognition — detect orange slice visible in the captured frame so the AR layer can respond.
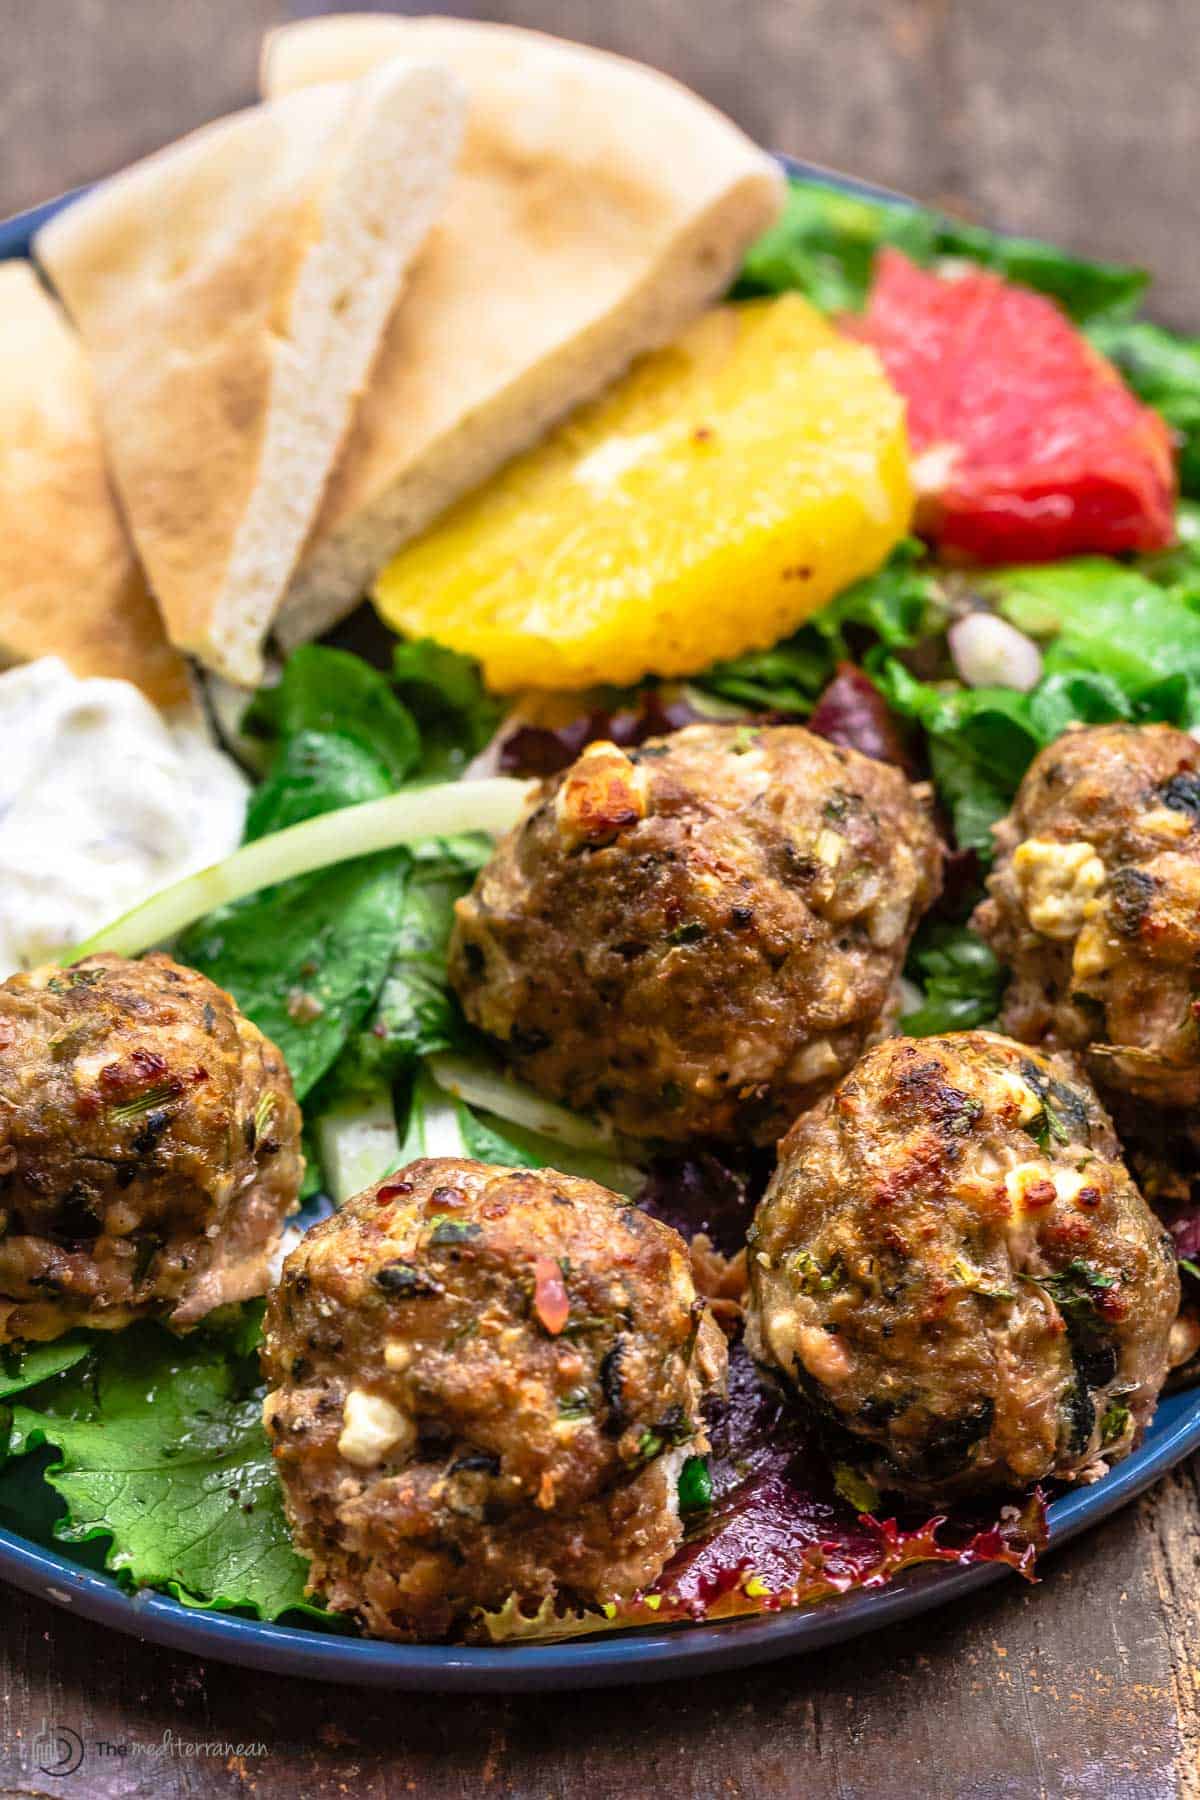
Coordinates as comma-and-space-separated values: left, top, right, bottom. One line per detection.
374, 294, 912, 691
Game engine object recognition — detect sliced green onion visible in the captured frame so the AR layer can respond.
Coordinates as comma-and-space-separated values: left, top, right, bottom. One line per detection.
677, 683, 748, 721
315, 1087, 403, 1206
457, 1101, 644, 1197
72, 777, 534, 961
428, 1053, 617, 1153
399, 1065, 468, 1163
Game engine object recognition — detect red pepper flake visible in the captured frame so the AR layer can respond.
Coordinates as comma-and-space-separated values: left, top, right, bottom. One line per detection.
428, 1185, 465, 1212
99, 1049, 172, 1099
376, 1179, 414, 1207
533, 1257, 570, 1336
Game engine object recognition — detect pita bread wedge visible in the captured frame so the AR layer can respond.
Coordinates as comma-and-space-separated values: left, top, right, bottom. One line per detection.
36, 59, 464, 686
261, 16, 785, 649
0, 261, 190, 710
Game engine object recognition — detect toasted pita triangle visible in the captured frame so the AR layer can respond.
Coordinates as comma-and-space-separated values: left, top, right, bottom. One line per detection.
261, 16, 785, 649
0, 261, 190, 709
36, 59, 464, 685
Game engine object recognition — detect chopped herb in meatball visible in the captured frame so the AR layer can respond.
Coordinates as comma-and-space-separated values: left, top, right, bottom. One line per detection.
975, 722, 1200, 1112
746, 1032, 1177, 1500
0, 952, 302, 1341
261, 1158, 727, 1641
450, 723, 942, 1145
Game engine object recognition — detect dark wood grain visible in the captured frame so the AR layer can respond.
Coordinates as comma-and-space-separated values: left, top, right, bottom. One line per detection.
5, 0, 1199, 324
2, 0, 278, 214
0, 1487, 1192, 1798
2, 2, 1200, 1794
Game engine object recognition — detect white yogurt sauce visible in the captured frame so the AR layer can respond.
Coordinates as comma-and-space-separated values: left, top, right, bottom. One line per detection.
0, 657, 248, 975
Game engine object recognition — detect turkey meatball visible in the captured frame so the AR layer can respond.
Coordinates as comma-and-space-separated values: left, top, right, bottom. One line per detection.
0, 953, 302, 1341
746, 1032, 1177, 1501
974, 722, 1200, 1109
261, 1158, 726, 1641
450, 724, 942, 1145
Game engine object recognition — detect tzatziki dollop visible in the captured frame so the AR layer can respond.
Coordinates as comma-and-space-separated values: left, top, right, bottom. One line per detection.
0, 657, 248, 975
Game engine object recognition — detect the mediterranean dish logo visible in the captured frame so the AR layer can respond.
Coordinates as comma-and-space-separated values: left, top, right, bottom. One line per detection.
30, 1721, 268, 1776
31, 1725, 83, 1778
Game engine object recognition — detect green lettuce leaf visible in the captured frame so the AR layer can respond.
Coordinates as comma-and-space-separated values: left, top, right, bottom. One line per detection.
1140, 501, 1200, 588
178, 852, 409, 1100
902, 923, 1008, 1036
984, 560, 1200, 722
690, 635, 831, 715
181, 647, 427, 1099
320, 844, 479, 1098
822, 540, 947, 654
0, 1336, 91, 1402
242, 648, 419, 840
301, 836, 489, 1196
875, 660, 1042, 853
244, 730, 401, 840
875, 554, 1200, 853
738, 177, 1146, 324
924, 737, 1013, 860
1089, 320, 1200, 497
455, 1100, 643, 1196
880, 664, 1129, 858
243, 644, 421, 794
386, 1061, 643, 1197
5, 1318, 322, 1621
391, 639, 502, 781
695, 541, 943, 714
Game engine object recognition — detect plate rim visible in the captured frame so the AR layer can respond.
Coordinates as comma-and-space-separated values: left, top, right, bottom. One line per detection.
0, 1384, 1194, 1691
1, 156, 1196, 1691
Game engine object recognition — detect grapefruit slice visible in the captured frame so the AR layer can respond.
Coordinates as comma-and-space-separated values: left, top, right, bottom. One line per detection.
849, 249, 1176, 563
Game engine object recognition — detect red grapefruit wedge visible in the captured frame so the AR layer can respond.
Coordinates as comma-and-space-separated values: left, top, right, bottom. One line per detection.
849, 248, 1176, 562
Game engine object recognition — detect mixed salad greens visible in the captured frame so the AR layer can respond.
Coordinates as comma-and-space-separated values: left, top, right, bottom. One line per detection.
7, 174, 1200, 1635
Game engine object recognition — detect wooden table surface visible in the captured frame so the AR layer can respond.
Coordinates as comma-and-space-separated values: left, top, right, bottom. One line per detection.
3, 2, 1200, 1795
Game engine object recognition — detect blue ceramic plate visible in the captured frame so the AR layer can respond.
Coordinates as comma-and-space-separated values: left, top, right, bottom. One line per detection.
2, 162, 1198, 1691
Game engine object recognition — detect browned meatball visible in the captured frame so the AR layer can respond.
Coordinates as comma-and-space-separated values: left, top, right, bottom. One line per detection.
450, 724, 942, 1145
974, 723, 1200, 1109
0, 953, 302, 1341
746, 1032, 1177, 1501
261, 1158, 726, 1641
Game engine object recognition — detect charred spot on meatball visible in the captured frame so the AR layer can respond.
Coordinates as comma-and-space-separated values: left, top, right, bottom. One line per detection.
0, 952, 303, 1342
974, 722, 1200, 1111
260, 1158, 727, 1642
449, 724, 943, 1145
745, 1032, 1177, 1501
